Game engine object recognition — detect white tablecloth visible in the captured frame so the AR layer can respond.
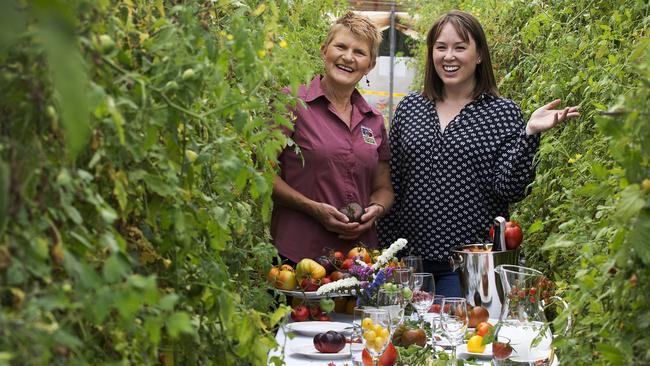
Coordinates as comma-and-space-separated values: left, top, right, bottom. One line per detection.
268, 313, 559, 366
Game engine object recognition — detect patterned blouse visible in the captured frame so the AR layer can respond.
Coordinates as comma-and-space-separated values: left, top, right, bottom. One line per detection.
377, 92, 540, 262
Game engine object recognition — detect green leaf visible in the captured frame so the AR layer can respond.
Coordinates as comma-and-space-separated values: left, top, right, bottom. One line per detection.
628, 205, 650, 265
38, 6, 90, 157
166, 311, 194, 338
102, 254, 127, 283
0, 160, 9, 236
63, 204, 83, 225
595, 343, 625, 365
144, 316, 163, 345
159, 294, 179, 311
528, 220, 544, 234
614, 185, 645, 223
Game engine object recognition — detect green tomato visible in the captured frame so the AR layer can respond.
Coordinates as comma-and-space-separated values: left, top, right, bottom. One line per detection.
97, 34, 115, 54
182, 68, 196, 80
319, 297, 335, 313
401, 287, 413, 300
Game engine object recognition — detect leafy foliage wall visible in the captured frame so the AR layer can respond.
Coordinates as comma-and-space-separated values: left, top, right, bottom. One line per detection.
406, 0, 650, 364
0, 0, 339, 364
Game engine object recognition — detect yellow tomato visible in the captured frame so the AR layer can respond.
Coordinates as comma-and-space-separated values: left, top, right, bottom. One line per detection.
362, 318, 373, 330
380, 328, 390, 339
364, 330, 376, 341
467, 335, 486, 353
373, 324, 383, 334
374, 336, 385, 349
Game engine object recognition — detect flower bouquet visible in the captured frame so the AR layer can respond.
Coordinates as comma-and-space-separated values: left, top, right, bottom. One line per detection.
316, 238, 408, 307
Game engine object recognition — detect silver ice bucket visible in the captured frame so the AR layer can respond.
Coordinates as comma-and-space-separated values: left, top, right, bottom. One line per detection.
449, 244, 519, 320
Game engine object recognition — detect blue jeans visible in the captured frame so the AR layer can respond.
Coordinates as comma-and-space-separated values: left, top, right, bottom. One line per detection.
423, 259, 462, 298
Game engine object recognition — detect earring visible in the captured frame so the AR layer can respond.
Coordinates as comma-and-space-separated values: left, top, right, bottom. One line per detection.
365, 76, 370, 87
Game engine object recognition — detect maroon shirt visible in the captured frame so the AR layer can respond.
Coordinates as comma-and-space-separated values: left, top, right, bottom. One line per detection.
271, 76, 390, 262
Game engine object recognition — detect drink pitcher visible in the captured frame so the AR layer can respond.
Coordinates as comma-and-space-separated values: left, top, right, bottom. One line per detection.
492, 265, 572, 365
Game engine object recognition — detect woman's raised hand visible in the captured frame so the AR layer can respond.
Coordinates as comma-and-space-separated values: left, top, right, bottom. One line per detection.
526, 99, 580, 135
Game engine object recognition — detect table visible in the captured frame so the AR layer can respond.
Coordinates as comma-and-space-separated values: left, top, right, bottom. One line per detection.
268, 313, 559, 365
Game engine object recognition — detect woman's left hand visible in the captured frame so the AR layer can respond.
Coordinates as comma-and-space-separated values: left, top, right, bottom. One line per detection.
338, 204, 384, 240
526, 99, 580, 135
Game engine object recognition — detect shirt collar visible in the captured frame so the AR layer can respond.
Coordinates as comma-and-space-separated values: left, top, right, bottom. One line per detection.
302, 75, 382, 117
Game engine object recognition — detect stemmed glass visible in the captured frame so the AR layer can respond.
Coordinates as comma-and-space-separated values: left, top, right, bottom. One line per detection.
401, 255, 423, 273
411, 273, 435, 326
377, 288, 404, 333
361, 308, 392, 366
429, 295, 445, 348
392, 268, 412, 308
351, 307, 365, 361
441, 297, 468, 366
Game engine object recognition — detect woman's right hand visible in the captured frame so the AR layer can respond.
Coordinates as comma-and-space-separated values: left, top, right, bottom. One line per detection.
311, 202, 361, 238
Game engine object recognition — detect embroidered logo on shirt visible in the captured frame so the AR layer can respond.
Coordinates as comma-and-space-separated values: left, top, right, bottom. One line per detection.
361, 126, 377, 145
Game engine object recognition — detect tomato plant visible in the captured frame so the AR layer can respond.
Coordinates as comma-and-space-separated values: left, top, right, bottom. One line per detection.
409, 1, 650, 364
0, 0, 341, 364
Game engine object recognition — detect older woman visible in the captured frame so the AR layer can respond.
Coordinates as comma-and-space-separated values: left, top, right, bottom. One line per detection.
271, 12, 394, 264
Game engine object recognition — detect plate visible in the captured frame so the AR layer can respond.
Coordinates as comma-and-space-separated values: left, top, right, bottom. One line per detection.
457, 343, 493, 358
286, 321, 352, 337
291, 344, 354, 359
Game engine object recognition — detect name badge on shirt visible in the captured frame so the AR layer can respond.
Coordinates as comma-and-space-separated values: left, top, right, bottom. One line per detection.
361, 126, 377, 145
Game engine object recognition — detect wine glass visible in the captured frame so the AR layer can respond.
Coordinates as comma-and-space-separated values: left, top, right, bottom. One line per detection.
441, 297, 468, 366
351, 307, 365, 360
392, 268, 412, 308
411, 273, 435, 326
401, 255, 423, 273
361, 308, 392, 366
393, 267, 412, 288
377, 288, 404, 333
429, 295, 445, 348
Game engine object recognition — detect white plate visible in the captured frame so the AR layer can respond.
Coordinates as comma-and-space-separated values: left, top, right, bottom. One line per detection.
286, 321, 351, 337
458, 343, 493, 358
291, 344, 353, 359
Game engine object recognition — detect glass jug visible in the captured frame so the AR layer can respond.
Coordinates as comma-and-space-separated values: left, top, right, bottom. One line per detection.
493, 265, 571, 365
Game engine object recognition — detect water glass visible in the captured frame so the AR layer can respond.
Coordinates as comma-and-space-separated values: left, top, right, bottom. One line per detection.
361, 308, 392, 366
401, 255, 423, 273
411, 273, 435, 326
377, 288, 404, 333
441, 297, 468, 366
351, 306, 365, 360
429, 295, 445, 347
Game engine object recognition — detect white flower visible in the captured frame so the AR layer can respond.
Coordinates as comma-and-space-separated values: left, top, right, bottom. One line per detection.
355, 259, 369, 267
372, 238, 407, 270
316, 277, 361, 296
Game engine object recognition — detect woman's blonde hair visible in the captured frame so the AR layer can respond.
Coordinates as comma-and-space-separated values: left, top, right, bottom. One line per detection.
323, 12, 382, 61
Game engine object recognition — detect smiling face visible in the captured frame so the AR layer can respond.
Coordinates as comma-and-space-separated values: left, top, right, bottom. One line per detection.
321, 27, 375, 90
432, 23, 481, 95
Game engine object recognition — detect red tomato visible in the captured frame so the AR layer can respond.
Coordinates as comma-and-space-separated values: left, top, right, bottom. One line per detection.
333, 251, 345, 263
340, 258, 355, 270
475, 322, 493, 337
493, 341, 513, 360
290, 305, 309, 322
362, 342, 397, 366
489, 221, 523, 250
300, 277, 320, 291
504, 221, 523, 249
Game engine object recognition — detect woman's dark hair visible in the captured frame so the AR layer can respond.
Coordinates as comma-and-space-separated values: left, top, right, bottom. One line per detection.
422, 10, 499, 101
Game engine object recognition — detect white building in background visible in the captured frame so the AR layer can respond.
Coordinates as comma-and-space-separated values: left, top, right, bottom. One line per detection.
355, 11, 420, 125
